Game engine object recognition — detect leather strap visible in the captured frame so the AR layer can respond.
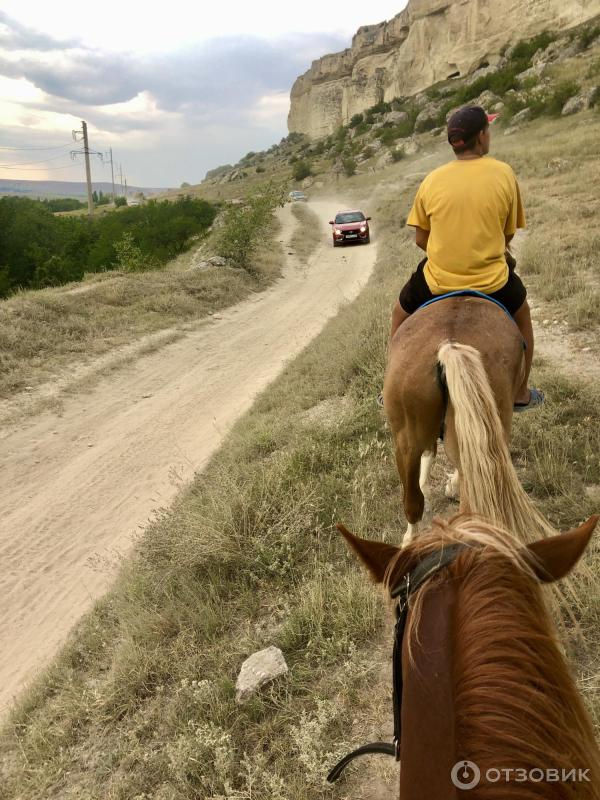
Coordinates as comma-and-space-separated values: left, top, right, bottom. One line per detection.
327, 544, 468, 783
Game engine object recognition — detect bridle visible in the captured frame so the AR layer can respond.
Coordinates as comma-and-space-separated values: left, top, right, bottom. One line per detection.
327, 543, 468, 783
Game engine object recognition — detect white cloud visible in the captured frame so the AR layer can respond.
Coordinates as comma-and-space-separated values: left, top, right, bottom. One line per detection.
0, 2, 408, 185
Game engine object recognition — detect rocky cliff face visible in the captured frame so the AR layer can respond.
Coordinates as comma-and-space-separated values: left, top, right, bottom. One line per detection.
288, 0, 600, 138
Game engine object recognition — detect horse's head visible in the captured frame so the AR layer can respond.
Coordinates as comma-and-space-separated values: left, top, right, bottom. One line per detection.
337, 513, 598, 594
337, 515, 600, 799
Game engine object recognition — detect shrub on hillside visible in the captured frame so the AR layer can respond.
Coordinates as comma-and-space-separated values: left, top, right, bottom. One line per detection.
349, 113, 364, 128
353, 121, 371, 136
367, 100, 392, 115
580, 24, 600, 50
213, 183, 286, 269
114, 196, 127, 207
342, 157, 357, 177
292, 160, 312, 181
546, 80, 581, 116
509, 31, 557, 65
391, 148, 406, 162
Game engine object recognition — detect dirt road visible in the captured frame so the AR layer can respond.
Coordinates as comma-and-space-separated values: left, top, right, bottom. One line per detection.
0, 198, 377, 717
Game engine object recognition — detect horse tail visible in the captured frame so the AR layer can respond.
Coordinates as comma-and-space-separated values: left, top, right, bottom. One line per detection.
437, 340, 556, 543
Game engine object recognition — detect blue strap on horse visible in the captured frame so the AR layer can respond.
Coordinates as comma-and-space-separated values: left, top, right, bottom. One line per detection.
418, 289, 526, 350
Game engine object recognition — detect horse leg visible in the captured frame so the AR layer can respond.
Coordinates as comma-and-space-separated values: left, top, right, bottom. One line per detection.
394, 436, 425, 546
445, 469, 459, 499
419, 450, 435, 509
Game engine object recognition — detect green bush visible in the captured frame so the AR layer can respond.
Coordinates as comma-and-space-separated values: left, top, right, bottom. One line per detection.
580, 24, 600, 49
255, 165, 266, 173
391, 148, 406, 162
41, 197, 86, 212
509, 31, 557, 66
376, 114, 416, 144
214, 183, 286, 268
349, 113, 364, 128
0, 195, 216, 294
546, 80, 580, 116
367, 100, 392, 115
114, 196, 127, 207
114, 231, 158, 272
354, 121, 371, 136
292, 160, 312, 181
341, 157, 357, 177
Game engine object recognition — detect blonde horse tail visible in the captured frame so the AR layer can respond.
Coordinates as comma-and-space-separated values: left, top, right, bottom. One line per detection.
437, 340, 556, 544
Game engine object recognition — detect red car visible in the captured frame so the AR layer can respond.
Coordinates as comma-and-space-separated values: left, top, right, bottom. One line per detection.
329, 209, 371, 246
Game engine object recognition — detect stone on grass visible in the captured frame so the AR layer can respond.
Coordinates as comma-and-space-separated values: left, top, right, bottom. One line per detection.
235, 646, 288, 703
561, 87, 599, 116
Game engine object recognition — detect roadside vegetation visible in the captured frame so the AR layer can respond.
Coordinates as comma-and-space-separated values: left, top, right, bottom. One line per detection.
0, 195, 217, 296
0, 191, 283, 406
2, 99, 599, 798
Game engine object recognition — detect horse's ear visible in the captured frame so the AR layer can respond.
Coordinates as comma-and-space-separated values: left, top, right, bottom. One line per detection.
336, 523, 399, 583
526, 515, 598, 583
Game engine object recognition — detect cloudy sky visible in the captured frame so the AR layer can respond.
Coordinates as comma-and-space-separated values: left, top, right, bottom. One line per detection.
0, 1, 406, 188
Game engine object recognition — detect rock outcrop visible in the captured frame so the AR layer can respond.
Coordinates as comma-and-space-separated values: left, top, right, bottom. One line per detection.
288, 0, 600, 138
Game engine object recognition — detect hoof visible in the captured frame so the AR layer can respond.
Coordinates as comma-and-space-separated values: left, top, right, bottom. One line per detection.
403, 522, 418, 547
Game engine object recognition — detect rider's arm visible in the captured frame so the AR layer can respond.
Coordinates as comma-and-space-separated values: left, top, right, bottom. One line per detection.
415, 226, 430, 252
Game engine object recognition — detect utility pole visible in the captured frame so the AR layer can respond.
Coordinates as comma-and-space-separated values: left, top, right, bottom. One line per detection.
124, 177, 128, 198
71, 121, 102, 217
118, 163, 124, 196
106, 146, 116, 204
82, 121, 93, 216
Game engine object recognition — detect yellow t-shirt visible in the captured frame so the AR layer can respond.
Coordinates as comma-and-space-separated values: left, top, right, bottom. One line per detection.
406, 157, 526, 294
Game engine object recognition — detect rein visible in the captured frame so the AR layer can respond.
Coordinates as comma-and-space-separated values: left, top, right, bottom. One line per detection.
327, 543, 467, 783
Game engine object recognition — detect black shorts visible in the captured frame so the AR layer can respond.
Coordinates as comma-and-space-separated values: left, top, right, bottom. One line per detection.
399, 257, 527, 315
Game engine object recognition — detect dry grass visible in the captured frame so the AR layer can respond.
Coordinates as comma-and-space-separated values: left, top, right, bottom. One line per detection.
0, 216, 282, 406
290, 203, 321, 264
493, 113, 600, 328
1, 85, 600, 799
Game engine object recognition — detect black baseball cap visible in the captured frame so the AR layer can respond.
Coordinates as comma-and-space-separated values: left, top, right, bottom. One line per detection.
447, 106, 498, 149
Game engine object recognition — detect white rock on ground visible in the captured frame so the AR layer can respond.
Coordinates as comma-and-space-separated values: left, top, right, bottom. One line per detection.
235, 646, 288, 703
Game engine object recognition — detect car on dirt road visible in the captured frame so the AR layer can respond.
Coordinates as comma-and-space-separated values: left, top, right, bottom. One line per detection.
329, 210, 371, 246
288, 190, 308, 202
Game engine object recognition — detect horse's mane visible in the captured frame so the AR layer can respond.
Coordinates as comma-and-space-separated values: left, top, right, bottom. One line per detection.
384, 515, 600, 797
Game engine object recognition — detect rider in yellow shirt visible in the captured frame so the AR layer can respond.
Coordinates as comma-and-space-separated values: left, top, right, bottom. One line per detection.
392, 105, 542, 411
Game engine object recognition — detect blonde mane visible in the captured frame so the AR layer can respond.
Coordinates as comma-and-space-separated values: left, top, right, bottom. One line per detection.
384, 515, 600, 797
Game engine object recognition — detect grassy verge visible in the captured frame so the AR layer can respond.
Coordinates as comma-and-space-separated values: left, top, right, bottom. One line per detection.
2, 128, 599, 797
0, 214, 283, 406
290, 203, 322, 264
490, 113, 600, 330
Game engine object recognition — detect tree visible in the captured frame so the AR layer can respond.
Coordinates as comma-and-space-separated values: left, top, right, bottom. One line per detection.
292, 160, 311, 182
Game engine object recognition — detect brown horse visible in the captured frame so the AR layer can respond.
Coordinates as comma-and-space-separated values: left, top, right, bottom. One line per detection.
383, 296, 552, 545
338, 513, 600, 799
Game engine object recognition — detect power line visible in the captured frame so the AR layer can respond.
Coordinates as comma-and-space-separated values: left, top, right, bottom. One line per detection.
0, 153, 77, 168
0, 163, 82, 172
0, 142, 73, 151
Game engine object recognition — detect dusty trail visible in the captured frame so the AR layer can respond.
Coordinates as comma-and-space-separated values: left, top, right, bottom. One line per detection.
0, 198, 377, 717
